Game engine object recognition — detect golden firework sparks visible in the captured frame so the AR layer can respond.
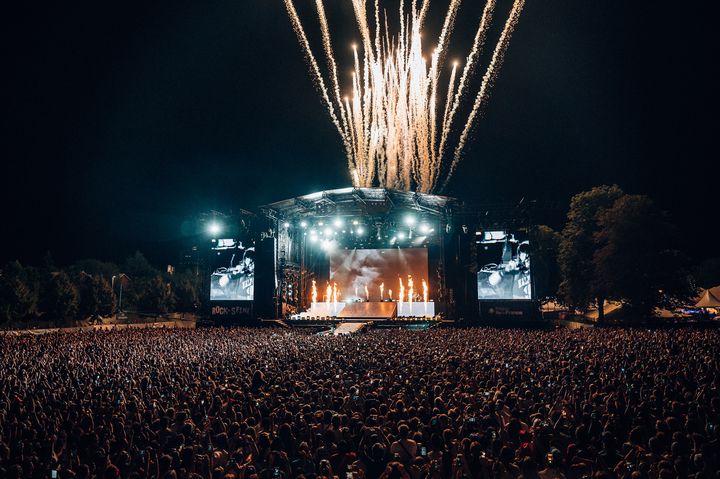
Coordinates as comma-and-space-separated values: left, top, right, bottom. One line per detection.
284, 0, 525, 193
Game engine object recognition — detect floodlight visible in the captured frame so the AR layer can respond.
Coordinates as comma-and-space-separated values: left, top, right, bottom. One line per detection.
207, 222, 222, 236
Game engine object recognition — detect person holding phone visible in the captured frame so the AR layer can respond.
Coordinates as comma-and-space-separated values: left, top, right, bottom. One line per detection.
390, 424, 417, 465
539, 449, 566, 479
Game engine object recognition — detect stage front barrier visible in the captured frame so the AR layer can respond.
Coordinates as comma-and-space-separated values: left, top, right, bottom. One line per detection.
290, 300, 435, 320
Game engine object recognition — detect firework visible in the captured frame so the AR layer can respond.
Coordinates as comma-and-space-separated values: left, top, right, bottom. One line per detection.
422, 279, 428, 313
408, 275, 414, 307
284, 0, 525, 193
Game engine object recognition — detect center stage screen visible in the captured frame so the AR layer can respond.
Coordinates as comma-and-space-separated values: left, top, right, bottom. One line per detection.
329, 248, 429, 302
477, 231, 532, 300
210, 239, 254, 301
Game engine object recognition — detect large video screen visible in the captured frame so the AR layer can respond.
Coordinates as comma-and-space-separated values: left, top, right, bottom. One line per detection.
210, 239, 254, 301
329, 248, 429, 301
477, 231, 532, 300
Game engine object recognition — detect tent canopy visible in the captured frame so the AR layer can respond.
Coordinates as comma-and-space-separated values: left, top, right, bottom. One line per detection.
695, 288, 720, 308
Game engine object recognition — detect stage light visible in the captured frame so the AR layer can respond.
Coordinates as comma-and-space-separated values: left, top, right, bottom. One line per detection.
324, 227, 333, 237
390, 236, 397, 245
283, 222, 290, 228
412, 236, 427, 245
404, 215, 416, 226
398, 232, 406, 240
419, 223, 430, 234
309, 234, 318, 243
333, 218, 343, 228
207, 222, 222, 236
300, 221, 308, 228
356, 226, 364, 236
352, 219, 359, 225
317, 221, 324, 226
321, 239, 336, 251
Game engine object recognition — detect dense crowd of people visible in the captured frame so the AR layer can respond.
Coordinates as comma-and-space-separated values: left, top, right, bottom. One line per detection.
1, 326, 718, 479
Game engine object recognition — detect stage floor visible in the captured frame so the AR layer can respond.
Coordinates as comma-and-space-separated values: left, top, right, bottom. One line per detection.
290, 301, 436, 320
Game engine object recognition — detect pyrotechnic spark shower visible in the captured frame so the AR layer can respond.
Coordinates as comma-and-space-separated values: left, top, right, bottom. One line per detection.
284, 0, 525, 193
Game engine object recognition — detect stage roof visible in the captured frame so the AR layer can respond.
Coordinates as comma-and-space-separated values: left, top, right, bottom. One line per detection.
260, 187, 459, 219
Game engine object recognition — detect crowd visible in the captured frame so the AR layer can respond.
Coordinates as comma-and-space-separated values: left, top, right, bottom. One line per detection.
0, 326, 718, 479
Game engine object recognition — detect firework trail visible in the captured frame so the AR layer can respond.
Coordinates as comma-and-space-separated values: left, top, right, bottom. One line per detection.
283, 0, 350, 164
284, 0, 525, 193
315, 0, 354, 173
443, 0, 525, 192
436, 0, 495, 190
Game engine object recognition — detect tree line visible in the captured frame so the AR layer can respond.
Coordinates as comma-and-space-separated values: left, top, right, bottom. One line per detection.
2, 185, 718, 326
0, 251, 200, 325
531, 185, 712, 321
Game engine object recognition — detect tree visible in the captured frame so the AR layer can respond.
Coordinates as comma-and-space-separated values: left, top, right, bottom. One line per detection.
593, 195, 695, 317
122, 251, 158, 280
171, 269, 200, 312
0, 261, 37, 323
70, 258, 119, 281
530, 225, 561, 302
558, 185, 624, 321
74, 272, 115, 320
121, 251, 160, 312
45, 271, 79, 322
132, 274, 172, 314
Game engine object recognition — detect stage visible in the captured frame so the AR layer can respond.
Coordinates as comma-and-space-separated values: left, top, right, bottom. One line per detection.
235, 187, 542, 325
290, 300, 437, 321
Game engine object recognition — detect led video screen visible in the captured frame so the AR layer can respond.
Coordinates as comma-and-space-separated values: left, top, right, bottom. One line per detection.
477, 231, 532, 300
329, 248, 429, 301
210, 239, 254, 301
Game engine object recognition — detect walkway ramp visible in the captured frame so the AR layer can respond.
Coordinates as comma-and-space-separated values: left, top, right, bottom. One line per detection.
333, 322, 369, 335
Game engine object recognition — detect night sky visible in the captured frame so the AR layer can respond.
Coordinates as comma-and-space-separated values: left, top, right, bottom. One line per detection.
3, 1, 717, 266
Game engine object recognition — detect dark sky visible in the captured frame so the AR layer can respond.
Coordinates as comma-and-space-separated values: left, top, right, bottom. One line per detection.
2, 1, 717, 266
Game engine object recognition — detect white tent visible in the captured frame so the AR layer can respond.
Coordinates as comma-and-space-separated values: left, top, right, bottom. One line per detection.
695, 288, 720, 308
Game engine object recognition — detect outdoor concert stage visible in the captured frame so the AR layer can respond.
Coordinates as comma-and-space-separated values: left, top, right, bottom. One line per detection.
216, 187, 542, 326
258, 187, 457, 323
